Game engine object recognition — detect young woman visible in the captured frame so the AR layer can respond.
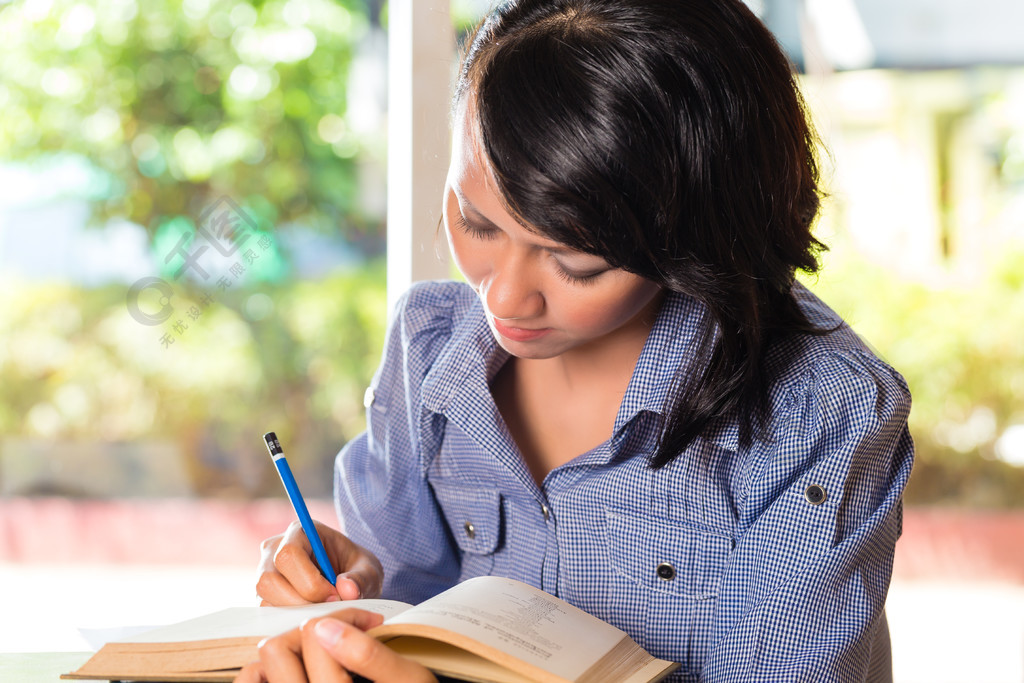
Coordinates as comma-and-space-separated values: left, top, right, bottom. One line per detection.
239, 1, 914, 681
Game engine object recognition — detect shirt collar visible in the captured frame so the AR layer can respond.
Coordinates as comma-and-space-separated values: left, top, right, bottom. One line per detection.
420, 287, 740, 457
614, 291, 740, 453
421, 294, 505, 416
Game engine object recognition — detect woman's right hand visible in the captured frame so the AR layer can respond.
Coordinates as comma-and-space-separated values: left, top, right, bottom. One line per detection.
255, 520, 385, 605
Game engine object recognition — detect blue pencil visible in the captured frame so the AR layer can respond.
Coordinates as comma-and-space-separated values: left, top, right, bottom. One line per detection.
263, 431, 337, 586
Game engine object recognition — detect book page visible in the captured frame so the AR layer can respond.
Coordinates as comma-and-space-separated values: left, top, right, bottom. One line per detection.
124, 599, 412, 644
377, 576, 623, 681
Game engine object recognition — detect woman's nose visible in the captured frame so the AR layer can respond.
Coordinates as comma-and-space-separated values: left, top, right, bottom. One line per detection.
483, 253, 544, 320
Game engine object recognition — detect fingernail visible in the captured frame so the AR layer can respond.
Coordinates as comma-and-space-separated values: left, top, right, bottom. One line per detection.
314, 619, 345, 648
325, 593, 340, 602
338, 577, 360, 599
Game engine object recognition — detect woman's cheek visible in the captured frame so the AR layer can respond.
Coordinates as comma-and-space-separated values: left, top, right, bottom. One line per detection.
446, 229, 486, 288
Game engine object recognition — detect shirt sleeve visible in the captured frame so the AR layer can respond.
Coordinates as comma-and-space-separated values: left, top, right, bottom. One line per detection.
332, 285, 461, 604
702, 349, 914, 682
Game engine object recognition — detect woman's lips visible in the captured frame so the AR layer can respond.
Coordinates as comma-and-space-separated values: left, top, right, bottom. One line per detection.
491, 317, 551, 342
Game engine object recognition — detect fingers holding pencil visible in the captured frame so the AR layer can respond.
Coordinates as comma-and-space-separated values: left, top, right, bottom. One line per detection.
258, 431, 385, 606
256, 522, 335, 605
256, 520, 384, 606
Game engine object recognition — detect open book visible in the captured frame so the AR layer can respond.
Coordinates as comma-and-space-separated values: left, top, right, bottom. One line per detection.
63, 575, 679, 683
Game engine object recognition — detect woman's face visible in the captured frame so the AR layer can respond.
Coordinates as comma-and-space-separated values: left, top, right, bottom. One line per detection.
442, 103, 663, 360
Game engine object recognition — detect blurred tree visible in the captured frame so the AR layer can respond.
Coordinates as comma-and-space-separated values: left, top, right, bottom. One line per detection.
0, 0, 381, 247
0, 266, 388, 498
0, 0, 391, 499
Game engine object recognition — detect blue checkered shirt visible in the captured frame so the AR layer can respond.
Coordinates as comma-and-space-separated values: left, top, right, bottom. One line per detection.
334, 280, 913, 682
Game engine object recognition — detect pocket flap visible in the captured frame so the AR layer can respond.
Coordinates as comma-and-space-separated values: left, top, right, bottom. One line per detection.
431, 481, 503, 555
606, 508, 731, 599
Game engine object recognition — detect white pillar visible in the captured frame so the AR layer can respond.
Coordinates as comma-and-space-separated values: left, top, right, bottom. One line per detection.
386, 0, 453, 317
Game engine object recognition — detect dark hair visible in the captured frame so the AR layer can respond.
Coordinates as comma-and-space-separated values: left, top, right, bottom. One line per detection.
456, 0, 827, 467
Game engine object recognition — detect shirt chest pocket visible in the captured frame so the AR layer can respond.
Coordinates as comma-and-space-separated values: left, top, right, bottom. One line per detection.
605, 508, 732, 600
430, 480, 503, 580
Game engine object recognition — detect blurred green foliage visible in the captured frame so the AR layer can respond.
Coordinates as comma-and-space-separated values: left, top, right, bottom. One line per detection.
0, 264, 387, 498
0, 0, 383, 244
0, 0, 391, 498
803, 244, 1024, 507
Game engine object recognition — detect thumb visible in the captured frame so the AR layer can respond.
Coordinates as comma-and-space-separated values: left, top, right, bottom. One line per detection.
334, 551, 384, 600
313, 619, 435, 683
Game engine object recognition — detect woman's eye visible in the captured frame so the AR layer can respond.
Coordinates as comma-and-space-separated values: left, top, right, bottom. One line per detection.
555, 265, 605, 286
454, 214, 499, 240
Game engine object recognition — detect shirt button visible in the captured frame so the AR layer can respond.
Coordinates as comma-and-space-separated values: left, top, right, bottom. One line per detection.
656, 562, 676, 581
463, 521, 476, 539
540, 504, 550, 521
804, 484, 827, 505
363, 386, 375, 408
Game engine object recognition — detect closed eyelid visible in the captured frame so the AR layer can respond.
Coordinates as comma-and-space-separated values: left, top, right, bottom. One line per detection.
460, 212, 499, 231
453, 191, 605, 268
457, 200, 502, 232
552, 250, 611, 273
554, 259, 609, 279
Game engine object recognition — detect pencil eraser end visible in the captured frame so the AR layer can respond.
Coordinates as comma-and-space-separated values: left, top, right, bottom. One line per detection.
263, 432, 283, 455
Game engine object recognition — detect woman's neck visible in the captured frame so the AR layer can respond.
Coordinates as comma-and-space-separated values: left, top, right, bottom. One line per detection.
491, 291, 664, 485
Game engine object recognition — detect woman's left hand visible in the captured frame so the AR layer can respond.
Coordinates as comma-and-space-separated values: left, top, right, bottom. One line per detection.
234, 607, 437, 683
